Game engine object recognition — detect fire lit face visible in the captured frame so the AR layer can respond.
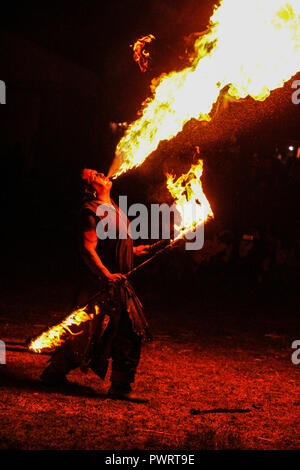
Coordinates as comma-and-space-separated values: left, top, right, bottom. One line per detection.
90, 170, 112, 192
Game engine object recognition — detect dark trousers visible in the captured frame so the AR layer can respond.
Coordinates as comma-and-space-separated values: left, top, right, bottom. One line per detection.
90, 308, 142, 389
110, 309, 142, 388
45, 309, 142, 389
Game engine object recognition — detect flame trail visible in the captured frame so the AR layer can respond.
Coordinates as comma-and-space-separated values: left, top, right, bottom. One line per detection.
112, 0, 300, 178
29, 305, 100, 353
131, 34, 156, 72
167, 160, 214, 238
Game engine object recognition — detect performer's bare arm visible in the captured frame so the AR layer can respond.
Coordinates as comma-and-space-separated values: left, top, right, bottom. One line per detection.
81, 213, 125, 283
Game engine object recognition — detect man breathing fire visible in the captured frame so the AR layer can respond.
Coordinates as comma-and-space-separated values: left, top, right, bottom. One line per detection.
40, 169, 151, 403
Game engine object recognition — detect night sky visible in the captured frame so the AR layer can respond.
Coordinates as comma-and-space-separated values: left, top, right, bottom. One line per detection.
0, 0, 216, 119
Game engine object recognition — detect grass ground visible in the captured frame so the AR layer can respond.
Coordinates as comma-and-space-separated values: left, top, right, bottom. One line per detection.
0, 280, 299, 450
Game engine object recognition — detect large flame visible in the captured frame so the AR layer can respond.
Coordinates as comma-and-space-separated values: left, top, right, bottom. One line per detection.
167, 160, 214, 239
112, 0, 300, 178
29, 305, 100, 353
131, 34, 156, 72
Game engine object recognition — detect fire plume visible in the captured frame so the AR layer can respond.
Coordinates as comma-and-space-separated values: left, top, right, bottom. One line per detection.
112, 0, 300, 178
29, 305, 100, 353
167, 160, 214, 239
131, 34, 156, 72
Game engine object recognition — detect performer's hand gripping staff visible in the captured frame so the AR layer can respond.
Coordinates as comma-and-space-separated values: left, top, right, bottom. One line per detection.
27, 240, 170, 353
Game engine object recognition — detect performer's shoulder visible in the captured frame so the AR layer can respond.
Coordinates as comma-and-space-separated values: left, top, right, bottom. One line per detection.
81, 199, 99, 214
78, 201, 99, 230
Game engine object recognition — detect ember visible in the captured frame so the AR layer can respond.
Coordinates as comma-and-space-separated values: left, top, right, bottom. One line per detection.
131, 34, 156, 72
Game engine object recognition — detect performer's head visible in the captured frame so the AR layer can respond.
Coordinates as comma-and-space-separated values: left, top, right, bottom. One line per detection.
81, 168, 112, 200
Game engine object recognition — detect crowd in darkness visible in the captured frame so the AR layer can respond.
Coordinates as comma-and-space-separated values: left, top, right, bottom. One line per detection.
147, 140, 300, 304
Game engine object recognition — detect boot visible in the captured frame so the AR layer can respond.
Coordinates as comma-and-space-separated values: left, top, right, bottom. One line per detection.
40, 363, 71, 386
107, 383, 149, 403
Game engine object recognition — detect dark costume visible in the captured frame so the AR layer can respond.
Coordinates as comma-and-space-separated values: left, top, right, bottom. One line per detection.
41, 198, 150, 392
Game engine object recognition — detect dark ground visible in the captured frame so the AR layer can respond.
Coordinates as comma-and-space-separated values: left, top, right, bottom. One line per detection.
0, 277, 299, 451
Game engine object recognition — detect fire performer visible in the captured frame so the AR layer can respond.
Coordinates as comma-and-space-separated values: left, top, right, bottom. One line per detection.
40, 169, 151, 403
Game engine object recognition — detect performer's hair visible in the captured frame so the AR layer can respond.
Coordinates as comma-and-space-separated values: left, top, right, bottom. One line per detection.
81, 168, 96, 201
